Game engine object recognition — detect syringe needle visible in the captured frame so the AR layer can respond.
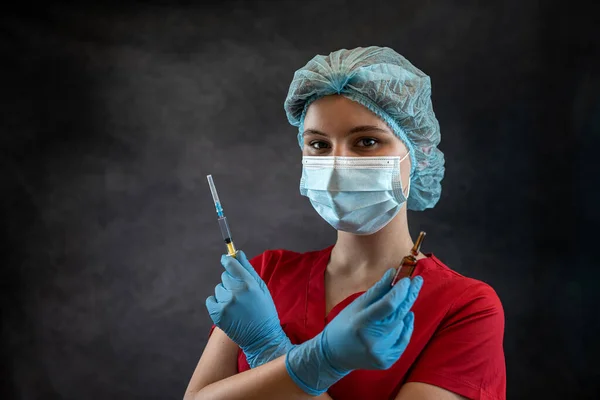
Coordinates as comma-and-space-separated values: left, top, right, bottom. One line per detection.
207, 174, 236, 257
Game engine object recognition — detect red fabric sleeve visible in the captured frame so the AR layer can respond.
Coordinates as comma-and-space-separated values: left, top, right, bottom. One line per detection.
406, 282, 506, 400
206, 251, 270, 339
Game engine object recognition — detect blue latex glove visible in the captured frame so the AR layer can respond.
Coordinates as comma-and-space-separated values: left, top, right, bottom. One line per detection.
285, 269, 423, 396
205, 251, 293, 368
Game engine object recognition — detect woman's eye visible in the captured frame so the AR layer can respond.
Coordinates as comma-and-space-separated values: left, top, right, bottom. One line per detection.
357, 138, 378, 147
310, 141, 330, 150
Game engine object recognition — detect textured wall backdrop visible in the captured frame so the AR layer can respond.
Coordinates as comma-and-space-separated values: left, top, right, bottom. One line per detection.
1, 1, 598, 399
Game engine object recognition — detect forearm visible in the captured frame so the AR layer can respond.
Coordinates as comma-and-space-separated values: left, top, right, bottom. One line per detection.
191, 355, 333, 400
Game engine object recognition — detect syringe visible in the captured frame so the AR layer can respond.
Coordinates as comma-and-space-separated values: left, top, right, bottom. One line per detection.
207, 174, 237, 257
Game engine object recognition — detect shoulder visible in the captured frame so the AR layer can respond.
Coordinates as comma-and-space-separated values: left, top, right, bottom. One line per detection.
406, 257, 507, 398
418, 255, 504, 328
247, 246, 332, 284
247, 247, 329, 269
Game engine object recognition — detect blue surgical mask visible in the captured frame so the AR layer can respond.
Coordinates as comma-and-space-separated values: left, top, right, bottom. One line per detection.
299, 155, 410, 235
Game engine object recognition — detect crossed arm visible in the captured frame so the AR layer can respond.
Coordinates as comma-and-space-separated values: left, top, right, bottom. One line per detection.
183, 328, 466, 400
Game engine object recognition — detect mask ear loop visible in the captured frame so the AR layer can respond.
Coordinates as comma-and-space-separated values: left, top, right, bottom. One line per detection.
398, 152, 411, 200
403, 175, 412, 199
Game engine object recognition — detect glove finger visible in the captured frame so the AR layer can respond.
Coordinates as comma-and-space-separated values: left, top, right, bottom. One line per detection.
205, 295, 217, 310
221, 271, 246, 291
214, 283, 233, 303
205, 296, 220, 321
390, 276, 423, 321
236, 250, 261, 281
353, 269, 395, 310
221, 254, 252, 281
361, 276, 410, 322
392, 311, 415, 353
387, 317, 406, 342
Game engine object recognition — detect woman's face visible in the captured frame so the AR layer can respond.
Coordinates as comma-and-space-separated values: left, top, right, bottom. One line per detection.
302, 95, 411, 186
302, 95, 408, 157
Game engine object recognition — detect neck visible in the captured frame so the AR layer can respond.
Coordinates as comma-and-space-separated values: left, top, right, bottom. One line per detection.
329, 207, 417, 276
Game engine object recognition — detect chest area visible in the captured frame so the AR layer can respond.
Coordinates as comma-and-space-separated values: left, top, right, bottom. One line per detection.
238, 269, 454, 399
237, 300, 441, 399
324, 272, 377, 316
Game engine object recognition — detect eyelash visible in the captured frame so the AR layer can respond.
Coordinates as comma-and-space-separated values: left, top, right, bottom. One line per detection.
309, 138, 379, 150
358, 138, 378, 147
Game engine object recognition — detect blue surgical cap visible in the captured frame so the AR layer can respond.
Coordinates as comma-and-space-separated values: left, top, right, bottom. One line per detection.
284, 46, 445, 211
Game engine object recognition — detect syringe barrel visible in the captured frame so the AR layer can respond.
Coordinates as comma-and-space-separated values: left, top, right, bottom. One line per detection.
218, 216, 233, 243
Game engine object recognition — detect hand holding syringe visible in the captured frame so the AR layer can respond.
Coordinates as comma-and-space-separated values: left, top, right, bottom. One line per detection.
207, 174, 237, 258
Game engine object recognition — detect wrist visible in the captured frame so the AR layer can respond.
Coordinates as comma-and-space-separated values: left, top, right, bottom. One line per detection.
243, 330, 293, 369
285, 332, 350, 396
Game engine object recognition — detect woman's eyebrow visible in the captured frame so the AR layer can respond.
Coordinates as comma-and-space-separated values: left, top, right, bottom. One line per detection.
303, 129, 328, 136
348, 125, 390, 135
303, 126, 390, 137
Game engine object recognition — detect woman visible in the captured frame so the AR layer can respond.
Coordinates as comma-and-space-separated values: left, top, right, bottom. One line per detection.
184, 47, 506, 400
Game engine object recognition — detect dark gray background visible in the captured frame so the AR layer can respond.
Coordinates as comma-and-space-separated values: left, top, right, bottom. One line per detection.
1, 1, 598, 399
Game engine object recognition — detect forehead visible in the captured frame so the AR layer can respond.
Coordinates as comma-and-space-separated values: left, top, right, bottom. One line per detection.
303, 95, 391, 132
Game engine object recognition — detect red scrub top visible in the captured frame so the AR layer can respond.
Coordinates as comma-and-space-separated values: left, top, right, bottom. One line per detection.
212, 246, 506, 400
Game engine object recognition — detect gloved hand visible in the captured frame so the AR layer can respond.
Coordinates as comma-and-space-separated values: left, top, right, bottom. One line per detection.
205, 251, 293, 368
285, 269, 423, 396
